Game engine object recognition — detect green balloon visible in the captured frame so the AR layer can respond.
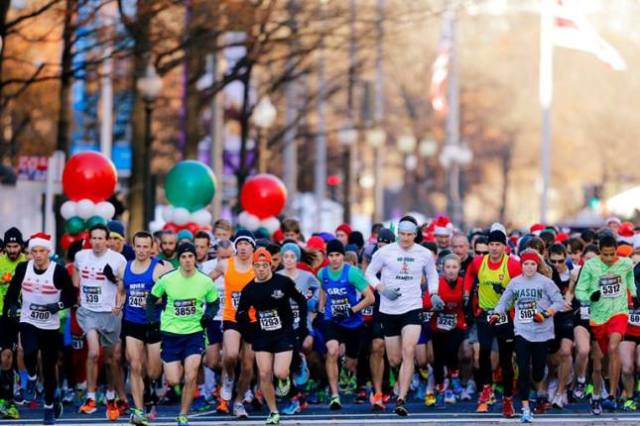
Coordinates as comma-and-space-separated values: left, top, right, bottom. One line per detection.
165, 161, 216, 212
86, 215, 107, 229
65, 217, 85, 235
255, 227, 270, 239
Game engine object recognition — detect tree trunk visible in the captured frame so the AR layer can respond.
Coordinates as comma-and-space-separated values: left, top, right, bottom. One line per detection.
55, 0, 74, 155
234, 63, 253, 212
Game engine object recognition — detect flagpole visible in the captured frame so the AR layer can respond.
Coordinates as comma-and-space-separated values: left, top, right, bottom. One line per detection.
539, 0, 553, 224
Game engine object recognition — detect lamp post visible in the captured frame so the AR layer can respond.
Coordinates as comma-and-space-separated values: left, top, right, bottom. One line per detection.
252, 96, 277, 173
366, 127, 386, 222
339, 127, 358, 214
136, 62, 163, 228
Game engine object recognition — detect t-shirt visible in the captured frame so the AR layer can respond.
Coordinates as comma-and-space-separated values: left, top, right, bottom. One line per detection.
236, 273, 307, 340
157, 253, 179, 269
494, 272, 565, 342
75, 249, 127, 312
365, 242, 438, 315
0, 253, 26, 314
575, 256, 636, 325
151, 269, 218, 335
199, 259, 225, 321
277, 269, 320, 329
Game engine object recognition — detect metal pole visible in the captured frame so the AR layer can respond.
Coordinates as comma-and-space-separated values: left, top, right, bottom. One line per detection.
209, 51, 223, 221
143, 102, 153, 228
315, 2, 327, 230
100, 46, 113, 159
373, 0, 385, 223
343, 0, 357, 223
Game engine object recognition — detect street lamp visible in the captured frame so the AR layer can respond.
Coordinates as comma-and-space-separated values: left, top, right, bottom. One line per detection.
137, 62, 163, 228
252, 96, 277, 173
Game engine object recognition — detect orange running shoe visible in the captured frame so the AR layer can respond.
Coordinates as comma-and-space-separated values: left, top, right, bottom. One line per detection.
216, 399, 230, 414
371, 392, 385, 411
79, 398, 97, 415
106, 400, 120, 421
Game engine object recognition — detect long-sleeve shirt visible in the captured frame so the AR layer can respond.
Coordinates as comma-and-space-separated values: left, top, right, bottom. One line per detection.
575, 256, 636, 326
365, 242, 438, 315
494, 272, 564, 342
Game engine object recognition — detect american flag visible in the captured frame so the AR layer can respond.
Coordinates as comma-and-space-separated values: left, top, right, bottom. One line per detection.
551, 0, 626, 70
430, 11, 454, 115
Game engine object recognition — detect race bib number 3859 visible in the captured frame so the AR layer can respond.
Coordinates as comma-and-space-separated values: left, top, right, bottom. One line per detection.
173, 299, 196, 316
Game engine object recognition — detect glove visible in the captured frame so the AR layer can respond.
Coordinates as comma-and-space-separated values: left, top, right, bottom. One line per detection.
487, 311, 500, 325
7, 304, 20, 319
200, 314, 214, 329
590, 290, 601, 302
44, 302, 64, 314
430, 294, 445, 312
633, 296, 640, 310
492, 283, 505, 295
533, 310, 551, 323
103, 264, 117, 284
380, 286, 401, 301
463, 294, 470, 309
332, 308, 353, 323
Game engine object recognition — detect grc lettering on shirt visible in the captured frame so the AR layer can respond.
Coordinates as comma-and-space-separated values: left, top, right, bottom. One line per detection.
327, 287, 348, 296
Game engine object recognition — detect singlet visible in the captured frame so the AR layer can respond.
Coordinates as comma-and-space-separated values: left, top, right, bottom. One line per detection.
20, 260, 61, 330
321, 264, 363, 329
223, 257, 255, 322
75, 249, 126, 312
477, 254, 512, 310
0, 253, 26, 313
123, 257, 160, 324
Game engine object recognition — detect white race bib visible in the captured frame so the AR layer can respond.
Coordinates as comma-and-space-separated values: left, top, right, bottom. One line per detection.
630, 310, 640, 327
361, 305, 374, 316
231, 291, 242, 310
173, 299, 196, 317
489, 312, 508, 325
517, 301, 536, 324
330, 297, 351, 316
579, 305, 590, 321
83, 286, 102, 307
28, 304, 51, 323
599, 274, 622, 298
436, 313, 456, 331
258, 309, 282, 331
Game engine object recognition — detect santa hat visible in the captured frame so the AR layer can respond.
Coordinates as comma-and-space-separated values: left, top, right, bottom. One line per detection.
606, 216, 622, 226
28, 233, 53, 251
529, 223, 545, 236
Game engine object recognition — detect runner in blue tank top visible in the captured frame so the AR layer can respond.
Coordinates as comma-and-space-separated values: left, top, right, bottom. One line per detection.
118, 231, 171, 425
318, 240, 374, 410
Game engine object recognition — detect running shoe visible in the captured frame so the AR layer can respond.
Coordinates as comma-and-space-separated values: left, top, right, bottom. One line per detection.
451, 377, 463, 396
293, 355, 310, 387
129, 408, 149, 426
25, 377, 37, 403
13, 389, 24, 406
43, 406, 55, 425
177, 414, 189, 426
266, 411, 281, 425
107, 399, 120, 421
216, 399, 229, 414
282, 397, 301, 415
233, 401, 248, 419
54, 400, 63, 419
424, 391, 436, 407
534, 396, 547, 415
243, 388, 254, 404
602, 396, 617, 412
145, 403, 157, 421
435, 392, 446, 410
5, 402, 19, 419
62, 388, 75, 404
118, 399, 130, 416
444, 389, 456, 404
221, 376, 234, 401
370, 392, 385, 411
79, 398, 97, 414
0, 400, 6, 417
394, 398, 408, 416
520, 407, 533, 423
573, 379, 586, 400
623, 398, 638, 412
329, 394, 342, 410
502, 396, 515, 418
355, 387, 368, 404
552, 393, 564, 409
275, 377, 291, 398
591, 397, 602, 415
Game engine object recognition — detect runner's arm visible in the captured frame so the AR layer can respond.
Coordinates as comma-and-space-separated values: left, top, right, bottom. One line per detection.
365, 249, 384, 290
287, 278, 308, 324
235, 287, 251, 324
71, 266, 80, 289
352, 286, 374, 313
146, 277, 166, 322
463, 256, 481, 298
423, 252, 439, 295
546, 278, 565, 314
574, 262, 593, 303
626, 265, 637, 298
2, 262, 26, 317
209, 258, 227, 281
318, 287, 326, 314
494, 281, 514, 315
53, 264, 76, 309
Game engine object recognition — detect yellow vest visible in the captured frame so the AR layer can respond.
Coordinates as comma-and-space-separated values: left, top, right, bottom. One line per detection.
0, 253, 26, 313
477, 254, 511, 310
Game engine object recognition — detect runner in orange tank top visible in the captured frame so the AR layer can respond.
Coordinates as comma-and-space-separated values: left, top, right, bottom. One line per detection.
209, 230, 256, 418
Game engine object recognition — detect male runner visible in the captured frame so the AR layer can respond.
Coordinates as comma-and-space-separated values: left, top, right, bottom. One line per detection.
209, 230, 256, 417
236, 248, 308, 425
365, 215, 439, 416
74, 224, 127, 420
146, 242, 219, 426
120, 231, 171, 425
319, 240, 374, 410
158, 231, 179, 268
463, 228, 521, 417
3, 233, 74, 424
575, 234, 637, 414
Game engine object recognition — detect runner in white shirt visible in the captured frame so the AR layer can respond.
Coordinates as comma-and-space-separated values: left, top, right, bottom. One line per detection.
73, 224, 128, 420
365, 215, 439, 416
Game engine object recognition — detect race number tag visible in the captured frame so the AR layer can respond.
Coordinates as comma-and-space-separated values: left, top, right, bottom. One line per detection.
71, 336, 84, 350
599, 274, 622, 298
291, 302, 300, 327
517, 301, 536, 324
330, 297, 351, 316
83, 286, 102, 307
231, 292, 242, 310
489, 312, 508, 326
421, 311, 433, 323
128, 290, 146, 308
630, 310, 640, 327
361, 306, 374, 316
258, 309, 282, 331
173, 299, 196, 317
29, 304, 51, 322
436, 313, 457, 331
579, 305, 590, 320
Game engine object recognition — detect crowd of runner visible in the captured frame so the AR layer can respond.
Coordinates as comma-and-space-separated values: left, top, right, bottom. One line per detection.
0, 214, 639, 425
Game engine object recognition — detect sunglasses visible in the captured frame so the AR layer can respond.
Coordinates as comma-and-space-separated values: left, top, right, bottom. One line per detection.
475, 250, 489, 256
549, 259, 565, 264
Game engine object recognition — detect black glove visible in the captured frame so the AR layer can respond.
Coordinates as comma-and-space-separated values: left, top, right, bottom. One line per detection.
200, 314, 214, 329
492, 283, 505, 295
44, 302, 64, 314
632, 295, 640, 310
463, 294, 470, 309
103, 264, 117, 284
332, 308, 353, 323
7, 304, 20, 319
590, 290, 601, 302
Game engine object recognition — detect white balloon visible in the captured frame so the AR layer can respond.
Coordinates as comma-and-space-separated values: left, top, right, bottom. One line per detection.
238, 211, 260, 231
60, 201, 77, 220
162, 206, 174, 222
76, 199, 95, 220
192, 209, 212, 226
173, 207, 190, 226
261, 217, 280, 235
95, 201, 116, 220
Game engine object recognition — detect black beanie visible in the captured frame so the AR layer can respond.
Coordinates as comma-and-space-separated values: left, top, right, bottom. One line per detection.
488, 230, 507, 245
326, 239, 345, 255
177, 242, 197, 257
3, 227, 23, 245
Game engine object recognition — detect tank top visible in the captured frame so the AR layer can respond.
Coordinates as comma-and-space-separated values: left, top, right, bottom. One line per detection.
477, 255, 511, 310
76, 249, 125, 312
20, 261, 61, 330
223, 257, 255, 322
321, 265, 363, 329
123, 257, 160, 324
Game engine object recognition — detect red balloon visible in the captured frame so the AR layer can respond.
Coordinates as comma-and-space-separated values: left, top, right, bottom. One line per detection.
60, 233, 75, 251
240, 174, 287, 219
163, 223, 180, 233
185, 223, 200, 235
62, 152, 118, 202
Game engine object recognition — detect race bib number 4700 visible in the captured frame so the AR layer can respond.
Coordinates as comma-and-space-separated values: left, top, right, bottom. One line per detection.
29, 304, 51, 322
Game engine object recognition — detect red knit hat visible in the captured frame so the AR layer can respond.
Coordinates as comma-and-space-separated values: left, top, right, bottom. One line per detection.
253, 247, 273, 264
530, 223, 545, 234
520, 251, 540, 266
336, 224, 352, 235
306, 236, 326, 253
